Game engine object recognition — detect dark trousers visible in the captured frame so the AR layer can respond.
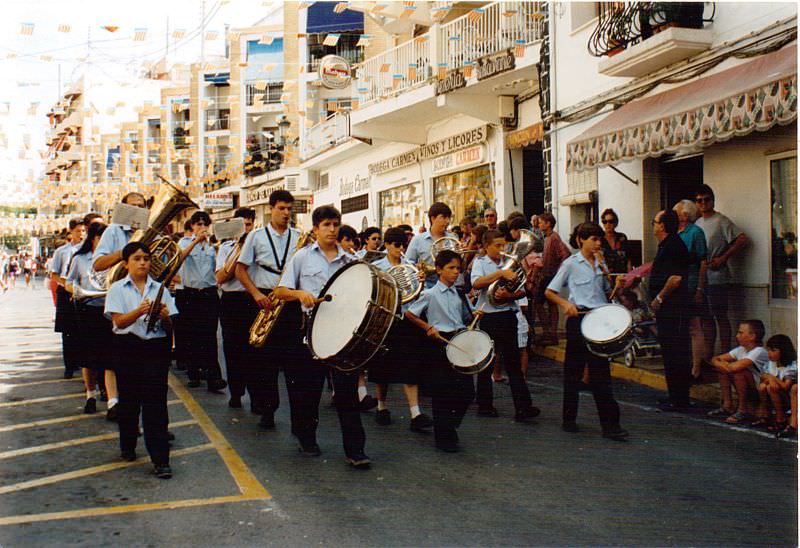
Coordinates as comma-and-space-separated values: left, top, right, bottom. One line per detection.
220, 291, 267, 407
114, 335, 170, 465
563, 315, 621, 432
55, 287, 79, 372
173, 289, 189, 367
476, 310, 532, 413
182, 288, 221, 382
428, 334, 475, 445
656, 310, 692, 405
284, 329, 365, 457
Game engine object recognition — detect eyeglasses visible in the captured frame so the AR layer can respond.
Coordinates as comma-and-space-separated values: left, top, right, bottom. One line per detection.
484, 214, 496, 218
695, 197, 713, 203
601, 219, 616, 225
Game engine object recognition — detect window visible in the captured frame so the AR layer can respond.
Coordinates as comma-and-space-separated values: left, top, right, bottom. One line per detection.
771, 155, 797, 301
433, 165, 494, 224
570, 2, 599, 32
341, 194, 368, 214
380, 182, 424, 229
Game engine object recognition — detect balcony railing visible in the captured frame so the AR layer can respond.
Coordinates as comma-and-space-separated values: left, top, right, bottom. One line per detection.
439, 0, 545, 70
245, 81, 284, 106
589, 2, 715, 57
302, 112, 350, 160
357, 35, 432, 105
205, 109, 230, 131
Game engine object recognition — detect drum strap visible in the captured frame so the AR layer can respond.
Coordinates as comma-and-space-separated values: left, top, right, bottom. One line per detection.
456, 289, 474, 326
259, 226, 292, 275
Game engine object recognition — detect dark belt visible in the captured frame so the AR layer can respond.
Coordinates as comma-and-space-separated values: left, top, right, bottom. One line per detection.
184, 287, 217, 295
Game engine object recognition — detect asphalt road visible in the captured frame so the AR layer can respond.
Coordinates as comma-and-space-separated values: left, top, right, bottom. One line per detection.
0, 284, 796, 547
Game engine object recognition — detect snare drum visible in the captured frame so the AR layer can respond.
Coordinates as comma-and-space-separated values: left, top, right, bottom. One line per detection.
307, 261, 398, 372
580, 304, 634, 358
445, 329, 495, 375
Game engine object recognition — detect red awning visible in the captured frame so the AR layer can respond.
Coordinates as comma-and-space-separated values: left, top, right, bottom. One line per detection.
567, 44, 797, 172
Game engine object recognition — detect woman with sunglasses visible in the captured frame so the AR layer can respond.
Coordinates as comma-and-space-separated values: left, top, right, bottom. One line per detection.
599, 209, 631, 274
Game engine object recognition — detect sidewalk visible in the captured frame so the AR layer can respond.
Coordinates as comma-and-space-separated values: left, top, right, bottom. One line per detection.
531, 341, 722, 405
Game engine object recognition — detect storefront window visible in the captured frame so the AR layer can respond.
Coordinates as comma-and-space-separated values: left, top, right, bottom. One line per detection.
380, 182, 424, 229
433, 164, 494, 224
771, 155, 797, 301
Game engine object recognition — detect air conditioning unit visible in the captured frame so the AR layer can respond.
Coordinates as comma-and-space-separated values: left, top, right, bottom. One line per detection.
285, 174, 298, 192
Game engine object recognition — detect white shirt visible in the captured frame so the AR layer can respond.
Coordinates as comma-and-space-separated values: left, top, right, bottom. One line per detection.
729, 345, 770, 384
764, 360, 798, 382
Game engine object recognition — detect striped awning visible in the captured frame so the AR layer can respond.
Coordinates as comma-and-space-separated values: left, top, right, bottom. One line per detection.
566, 44, 797, 172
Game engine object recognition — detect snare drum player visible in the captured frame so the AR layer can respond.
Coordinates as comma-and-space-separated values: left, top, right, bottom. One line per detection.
178, 211, 227, 393
545, 222, 628, 441
405, 249, 481, 452
370, 227, 433, 432
470, 230, 539, 422
236, 190, 301, 428
274, 205, 371, 469
51, 218, 86, 379
104, 242, 178, 479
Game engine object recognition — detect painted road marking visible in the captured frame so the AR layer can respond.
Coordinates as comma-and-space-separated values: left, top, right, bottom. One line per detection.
0, 366, 64, 374
0, 392, 85, 408
0, 378, 83, 388
0, 400, 182, 433
0, 444, 214, 496
0, 419, 198, 460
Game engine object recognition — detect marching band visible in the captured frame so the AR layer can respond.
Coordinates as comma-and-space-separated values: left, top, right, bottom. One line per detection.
55, 182, 632, 479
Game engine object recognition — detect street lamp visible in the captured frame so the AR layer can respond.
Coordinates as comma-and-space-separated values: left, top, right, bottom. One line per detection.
276, 115, 291, 146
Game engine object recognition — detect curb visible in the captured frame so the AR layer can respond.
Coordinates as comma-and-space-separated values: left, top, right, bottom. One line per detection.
531, 344, 721, 405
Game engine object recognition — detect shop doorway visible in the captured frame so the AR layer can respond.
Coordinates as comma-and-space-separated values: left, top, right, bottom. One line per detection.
659, 154, 703, 210
522, 146, 544, 217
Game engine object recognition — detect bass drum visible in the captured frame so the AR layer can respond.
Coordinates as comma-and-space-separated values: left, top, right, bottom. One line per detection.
308, 261, 398, 372
445, 328, 495, 375
580, 303, 634, 358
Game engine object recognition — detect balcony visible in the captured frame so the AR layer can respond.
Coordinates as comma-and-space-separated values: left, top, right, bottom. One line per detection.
590, 2, 715, 77
302, 112, 351, 161
205, 109, 230, 132
245, 81, 284, 107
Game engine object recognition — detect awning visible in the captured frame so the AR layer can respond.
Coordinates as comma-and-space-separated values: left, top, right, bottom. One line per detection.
307, 2, 364, 34
567, 44, 797, 172
204, 72, 230, 84
505, 123, 543, 149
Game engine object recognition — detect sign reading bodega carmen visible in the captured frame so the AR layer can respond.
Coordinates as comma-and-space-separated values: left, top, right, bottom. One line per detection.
369, 126, 488, 175
477, 49, 516, 81
435, 69, 466, 96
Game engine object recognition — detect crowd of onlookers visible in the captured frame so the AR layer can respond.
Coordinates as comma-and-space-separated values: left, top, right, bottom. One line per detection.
0, 250, 46, 291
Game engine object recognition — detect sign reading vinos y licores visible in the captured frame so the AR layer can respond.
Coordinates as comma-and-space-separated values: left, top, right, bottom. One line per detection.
368, 126, 489, 175
477, 49, 516, 81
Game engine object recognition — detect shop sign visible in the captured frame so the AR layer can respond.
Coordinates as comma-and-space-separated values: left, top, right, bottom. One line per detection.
435, 68, 467, 96
369, 125, 489, 175
203, 192, 233, 209
319, 55, 351, 90
245, 181, 284, 206
477, 49, 516, 81
431, 145, 484, 174
338, 172, 370, 198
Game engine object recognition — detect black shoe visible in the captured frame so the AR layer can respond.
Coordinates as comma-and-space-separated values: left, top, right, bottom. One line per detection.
602, 427, 629, 441
410, 413, 433, 432
106, 405, 118, 422
153, 464, 172, 479
176, 362, 187, 371
258, 411, 276, 430
251, 404, 267, 415
514, 406, 541, 422
207, 379, 228, 393
375, 409, 392, 425
84, 398, 97, 414
64, 370, 74, 379
477, 406, 499, 417
359, 395, 378, 412
345, 453, 371, 469
120, 450, 137, 462
561, 421, 580, 433
435, 440, 460, 453
228, 396, 242, 409
297, 442, 322, 457
167, 431, 175, 441
187, 379, 202, 388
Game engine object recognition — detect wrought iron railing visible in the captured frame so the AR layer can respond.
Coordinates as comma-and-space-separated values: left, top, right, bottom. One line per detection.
588, 2, 715, 57
245, 81, 284, 106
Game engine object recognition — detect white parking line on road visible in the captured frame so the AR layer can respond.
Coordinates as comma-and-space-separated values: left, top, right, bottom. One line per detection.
0, 392, 85, 408
0, 378, 83, 388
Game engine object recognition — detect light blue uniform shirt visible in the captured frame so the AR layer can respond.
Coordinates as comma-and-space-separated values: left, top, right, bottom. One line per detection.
405, 230, 457, 288
546, 252, 610, 310
216, 240, 245, 293
279, 242, 353, 312
407, 280, 473, 333
178, 236, 216, 289
470, 255, 519, 313
94, 223, 133, 264
50, 242, 79, 278
373, 255, 415, 313
238, 224, 300, 289
104, 274, 178, 339
66, 251, 104, 307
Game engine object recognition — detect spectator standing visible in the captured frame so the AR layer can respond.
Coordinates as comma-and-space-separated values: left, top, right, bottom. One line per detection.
673, 199, 711, 379
693, 184, 749, 353
599, 208, 630, 274
483, 208, 498, 230
536, 212, 570, 346
648, 210, 693, 411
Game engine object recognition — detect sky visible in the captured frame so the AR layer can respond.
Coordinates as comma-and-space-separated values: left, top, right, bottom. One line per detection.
0, 0, 280, 206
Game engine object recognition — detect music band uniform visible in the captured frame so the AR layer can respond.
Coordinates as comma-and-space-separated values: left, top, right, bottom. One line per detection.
405, 229, 458, 288
407, 280, 476, 450
104, 274, 178, 468
66, 251, 113, 375
236, 223, 301, 415
279, 242, 367, 459
547, 253, 623, 434
51, 240, 81, 376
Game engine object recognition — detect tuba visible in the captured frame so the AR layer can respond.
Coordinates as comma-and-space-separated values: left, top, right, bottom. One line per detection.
249, 231, 315, 348
486, 229, 540, 306
387, 254, 423, 304
106, 177, 198, 286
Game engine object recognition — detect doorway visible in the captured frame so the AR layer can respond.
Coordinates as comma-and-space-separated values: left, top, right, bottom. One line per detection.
659, 154, 703, 210
522, 146, 544, 217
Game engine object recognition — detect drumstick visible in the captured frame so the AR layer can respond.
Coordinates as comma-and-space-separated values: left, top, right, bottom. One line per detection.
468, 304, 485, 331
434, 333, 470, 355
313, 294, 333, 305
